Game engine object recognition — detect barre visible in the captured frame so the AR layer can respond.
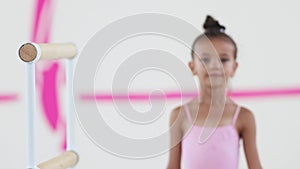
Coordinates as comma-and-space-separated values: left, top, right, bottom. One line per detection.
37, 151, 79, 169
19, 42, 78, 169
18, 43, 77, 63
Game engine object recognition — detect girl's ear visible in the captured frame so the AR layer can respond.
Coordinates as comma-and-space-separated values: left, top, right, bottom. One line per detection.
188, 60, 197, 75
230, 61, 238, 77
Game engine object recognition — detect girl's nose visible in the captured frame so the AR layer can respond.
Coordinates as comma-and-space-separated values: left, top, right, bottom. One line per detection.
208, 58, 222, 69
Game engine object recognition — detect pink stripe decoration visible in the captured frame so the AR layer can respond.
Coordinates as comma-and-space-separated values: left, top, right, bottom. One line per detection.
230, 87, 300, 98
0, 94, 18, 103
80, 91, 197, 101
80, 86, 300, 101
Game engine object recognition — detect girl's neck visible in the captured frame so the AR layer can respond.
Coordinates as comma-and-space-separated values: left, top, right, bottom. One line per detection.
197, 85, 228, 105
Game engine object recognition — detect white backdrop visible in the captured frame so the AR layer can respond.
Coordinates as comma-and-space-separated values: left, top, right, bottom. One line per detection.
1, 0, 300, 168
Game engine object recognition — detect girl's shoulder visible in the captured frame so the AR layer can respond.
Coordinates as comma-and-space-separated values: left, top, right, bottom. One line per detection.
237, 106, 256, 124
226, 99, 255, 125
169, 102, 193, 126
236, 106, 257, 136
169, 105, 185, 124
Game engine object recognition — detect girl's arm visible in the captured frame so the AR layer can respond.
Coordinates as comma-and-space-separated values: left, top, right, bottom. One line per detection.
240, 108, 263, 169
166, 107, 183, 169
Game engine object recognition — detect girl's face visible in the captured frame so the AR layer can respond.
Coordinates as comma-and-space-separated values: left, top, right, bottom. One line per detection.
189, 38, 238, 88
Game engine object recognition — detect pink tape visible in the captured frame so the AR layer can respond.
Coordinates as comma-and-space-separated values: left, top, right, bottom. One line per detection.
81, 87, 300, 101
0, 94, 18, 103
230, 87, 300, 98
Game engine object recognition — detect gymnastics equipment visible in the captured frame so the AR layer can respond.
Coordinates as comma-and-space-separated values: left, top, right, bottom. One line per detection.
18, 42, 78, 169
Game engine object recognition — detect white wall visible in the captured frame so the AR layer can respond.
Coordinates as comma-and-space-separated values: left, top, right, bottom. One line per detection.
1, 0, 300, 168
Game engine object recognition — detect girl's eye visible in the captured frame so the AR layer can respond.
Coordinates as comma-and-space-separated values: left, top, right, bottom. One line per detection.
200, 58, 209, 63
221, 58, 229, 63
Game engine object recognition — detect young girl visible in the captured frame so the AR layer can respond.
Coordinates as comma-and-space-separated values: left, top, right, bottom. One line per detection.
166, 16, 263, 169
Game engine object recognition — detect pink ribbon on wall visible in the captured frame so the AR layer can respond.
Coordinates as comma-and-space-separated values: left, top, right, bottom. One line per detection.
0, 94, 18, 103
31, 0, 66, 150
81, 86, 300, 102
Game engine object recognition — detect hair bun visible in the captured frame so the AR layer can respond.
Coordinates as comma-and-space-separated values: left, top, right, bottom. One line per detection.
203, 15, 226, 33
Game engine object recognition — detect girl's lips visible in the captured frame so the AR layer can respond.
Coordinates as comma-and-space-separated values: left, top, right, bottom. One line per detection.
208, 73, 224, 77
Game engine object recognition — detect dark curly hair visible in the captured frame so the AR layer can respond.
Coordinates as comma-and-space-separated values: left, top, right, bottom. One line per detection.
191, 15, 238, 60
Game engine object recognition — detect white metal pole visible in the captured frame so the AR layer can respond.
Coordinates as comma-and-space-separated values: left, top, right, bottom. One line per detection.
66, 59, 75, 151
26, 63, 37, 169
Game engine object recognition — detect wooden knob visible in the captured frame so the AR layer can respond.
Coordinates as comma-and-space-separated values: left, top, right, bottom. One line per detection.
18, 43, 38, 62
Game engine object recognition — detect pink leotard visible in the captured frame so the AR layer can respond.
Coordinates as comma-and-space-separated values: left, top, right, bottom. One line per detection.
181, 104, 241, 169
